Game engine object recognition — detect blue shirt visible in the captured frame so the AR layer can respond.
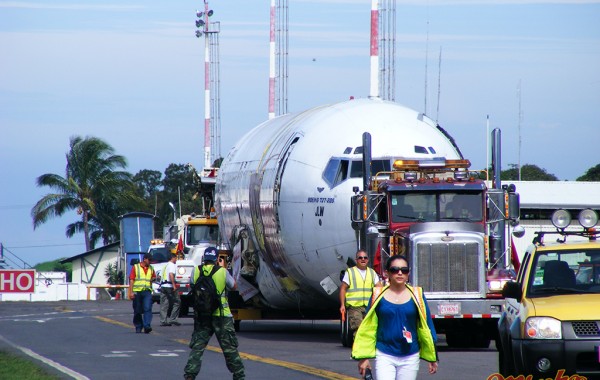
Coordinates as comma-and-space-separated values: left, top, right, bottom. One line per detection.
375, 297, 420, 357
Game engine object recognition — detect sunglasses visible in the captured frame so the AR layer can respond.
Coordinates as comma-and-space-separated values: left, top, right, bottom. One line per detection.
388, 266, 410, 275
356, 256, 369, 260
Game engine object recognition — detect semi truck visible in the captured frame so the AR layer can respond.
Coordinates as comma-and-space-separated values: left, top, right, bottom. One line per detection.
349, 130, 521, 348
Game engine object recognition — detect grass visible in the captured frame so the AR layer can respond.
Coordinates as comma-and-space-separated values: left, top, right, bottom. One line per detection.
0, 351, 61, 380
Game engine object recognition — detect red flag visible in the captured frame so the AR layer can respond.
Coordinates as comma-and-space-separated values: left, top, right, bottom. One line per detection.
177, 236, 184, 253
511, 238, 520, 273
373, 242, 382, 276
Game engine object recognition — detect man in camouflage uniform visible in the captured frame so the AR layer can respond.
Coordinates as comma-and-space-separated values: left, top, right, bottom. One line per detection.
184, 247, 244, 380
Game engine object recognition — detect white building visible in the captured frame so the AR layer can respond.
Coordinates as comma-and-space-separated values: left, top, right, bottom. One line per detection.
509, 181, 600, 260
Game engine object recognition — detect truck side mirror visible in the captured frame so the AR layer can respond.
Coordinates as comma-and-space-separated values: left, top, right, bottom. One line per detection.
502, 281, 522, 302
508, 192, 520, 221
351, 194, 365, 223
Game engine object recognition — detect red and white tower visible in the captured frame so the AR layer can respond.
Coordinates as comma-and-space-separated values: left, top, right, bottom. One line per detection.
371, 0, 396, 101
195, 1, 221, 169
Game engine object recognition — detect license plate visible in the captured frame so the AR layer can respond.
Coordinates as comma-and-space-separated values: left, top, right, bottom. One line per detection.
438, 303, 460, 315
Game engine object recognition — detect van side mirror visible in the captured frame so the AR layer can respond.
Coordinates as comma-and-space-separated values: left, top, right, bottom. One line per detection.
502, 281, 522, 302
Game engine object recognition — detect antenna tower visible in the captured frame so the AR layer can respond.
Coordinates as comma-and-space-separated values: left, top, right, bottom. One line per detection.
269, 0, 288, 119
517, 80, 523, 181
378, 0, 396, 101
436, 46, 442, 123
195, 1, 221, 168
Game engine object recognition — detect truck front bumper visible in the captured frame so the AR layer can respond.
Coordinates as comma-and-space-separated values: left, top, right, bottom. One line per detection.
512, 338, 600, 378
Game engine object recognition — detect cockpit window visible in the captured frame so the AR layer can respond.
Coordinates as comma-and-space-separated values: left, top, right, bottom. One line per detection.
323, 158, 349, 187
349, 159, 391, 178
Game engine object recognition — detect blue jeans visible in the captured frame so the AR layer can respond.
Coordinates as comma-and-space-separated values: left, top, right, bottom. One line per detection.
132, 290, 153, 331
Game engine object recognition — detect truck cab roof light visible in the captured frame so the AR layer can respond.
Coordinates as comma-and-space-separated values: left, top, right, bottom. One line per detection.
393, 160, 419, 171
404, 171, 417, 181
454, 171, 468, 181
551, 209, 571, 229
445, 159, 471, 169
393, 158, 471, 172
578, 209, 598, 228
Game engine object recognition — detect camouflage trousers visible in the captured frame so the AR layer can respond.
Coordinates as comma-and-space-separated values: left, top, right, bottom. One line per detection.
347, 305, 367, 338
184, 316, 245, 380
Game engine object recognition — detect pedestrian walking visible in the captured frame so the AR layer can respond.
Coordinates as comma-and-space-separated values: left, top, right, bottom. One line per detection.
352, 254, 438, 380
159, 249, 181, 326
340, 249, 381, 341
128, 252, 156, 334
183, 247, 245, 380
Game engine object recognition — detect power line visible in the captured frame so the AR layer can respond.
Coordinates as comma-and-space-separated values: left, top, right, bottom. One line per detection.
5, 243, 84, 249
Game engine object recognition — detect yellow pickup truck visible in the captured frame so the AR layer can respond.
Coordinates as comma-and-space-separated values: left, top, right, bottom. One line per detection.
498, 209, 600, 379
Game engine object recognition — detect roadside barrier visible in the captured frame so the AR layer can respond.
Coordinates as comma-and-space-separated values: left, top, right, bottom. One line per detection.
86, 285, 129, 301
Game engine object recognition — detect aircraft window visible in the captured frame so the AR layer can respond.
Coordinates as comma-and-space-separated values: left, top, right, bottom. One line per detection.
343, 147, 353, 154
414, 146, 428, 154
350, 161, 361, 178
372, 160, 391, 175
354, 146, 363, 155
334, 160, 349, 185
349, 159, 391, 178
428, 147, 436, 154
323, 158, 341, 187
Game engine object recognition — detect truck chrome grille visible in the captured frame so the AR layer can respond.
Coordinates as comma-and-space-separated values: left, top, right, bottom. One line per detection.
572, 321, 600, 337
416, 242, 480, 293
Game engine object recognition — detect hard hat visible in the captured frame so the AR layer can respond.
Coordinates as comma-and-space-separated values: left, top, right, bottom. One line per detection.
203, 247, 218, 262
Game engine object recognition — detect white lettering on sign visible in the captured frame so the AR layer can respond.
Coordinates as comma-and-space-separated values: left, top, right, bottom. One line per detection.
0, 270, 36, 293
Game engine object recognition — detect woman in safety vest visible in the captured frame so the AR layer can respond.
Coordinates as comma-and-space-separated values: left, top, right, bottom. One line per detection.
352, 255, 438, 380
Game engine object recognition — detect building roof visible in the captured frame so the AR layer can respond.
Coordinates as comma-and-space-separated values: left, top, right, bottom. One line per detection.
60, 241, 119, 264
508, 181, 600, 209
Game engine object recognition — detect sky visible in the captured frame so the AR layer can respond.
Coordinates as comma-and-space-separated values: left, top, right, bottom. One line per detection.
1, 0, 599, 267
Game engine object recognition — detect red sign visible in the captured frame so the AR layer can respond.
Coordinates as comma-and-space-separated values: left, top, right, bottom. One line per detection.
0, 270, 36, 293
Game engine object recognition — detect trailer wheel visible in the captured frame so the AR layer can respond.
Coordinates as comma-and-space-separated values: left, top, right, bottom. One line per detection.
471, 335, 490, 349
445, 332, 470, 348
340, 313, 353, 347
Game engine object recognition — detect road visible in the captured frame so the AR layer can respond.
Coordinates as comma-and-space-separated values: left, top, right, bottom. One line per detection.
0, 301, 500, 379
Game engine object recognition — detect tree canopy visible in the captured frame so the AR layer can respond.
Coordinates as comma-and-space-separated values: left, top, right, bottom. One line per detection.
576, 163, 600, 181
31, 136, 143, 251
500, 164, 559, 181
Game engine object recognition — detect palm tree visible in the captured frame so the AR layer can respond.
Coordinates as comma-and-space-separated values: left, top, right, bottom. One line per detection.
31, 136, 140, 251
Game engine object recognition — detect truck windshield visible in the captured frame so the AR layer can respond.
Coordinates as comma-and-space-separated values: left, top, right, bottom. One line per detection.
186, 224, 219, 246
391, 191, 483, 223
528, 249, 600, 296
148, 247, 170, 263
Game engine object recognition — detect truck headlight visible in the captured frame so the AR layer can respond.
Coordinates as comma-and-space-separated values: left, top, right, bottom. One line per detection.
525, 317, 562, 339
488, 280, 508, 291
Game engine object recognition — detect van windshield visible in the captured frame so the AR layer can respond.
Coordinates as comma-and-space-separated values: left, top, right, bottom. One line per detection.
528, 249, 600, 297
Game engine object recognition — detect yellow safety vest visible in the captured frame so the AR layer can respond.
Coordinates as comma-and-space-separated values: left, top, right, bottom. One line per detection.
132, 264, 154, 292
351, 284, 437, 362
345, 267, 377, 307
193, 264, 232, 317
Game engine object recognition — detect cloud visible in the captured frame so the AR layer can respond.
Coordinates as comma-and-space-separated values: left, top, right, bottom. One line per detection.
296, 0, 600, 4
0, 2, 142, 11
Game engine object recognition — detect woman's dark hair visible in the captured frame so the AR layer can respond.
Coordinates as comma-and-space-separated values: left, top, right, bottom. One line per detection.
385, 254, 409, 270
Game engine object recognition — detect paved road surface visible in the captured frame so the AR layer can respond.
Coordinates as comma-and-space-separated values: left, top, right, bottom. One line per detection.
0, 301, 499, 379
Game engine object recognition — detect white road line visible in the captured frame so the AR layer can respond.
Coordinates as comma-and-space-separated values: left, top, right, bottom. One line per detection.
0, 333, 90, 380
